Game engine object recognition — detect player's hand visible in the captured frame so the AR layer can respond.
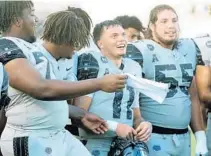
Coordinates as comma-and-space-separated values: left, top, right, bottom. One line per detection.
99, 74, 127, 92
116, 123, 137, 140
81, 112, 108, 134
135, 121, 152, 142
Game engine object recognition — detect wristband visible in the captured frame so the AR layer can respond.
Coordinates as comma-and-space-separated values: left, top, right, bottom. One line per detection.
106, 120, 118, 132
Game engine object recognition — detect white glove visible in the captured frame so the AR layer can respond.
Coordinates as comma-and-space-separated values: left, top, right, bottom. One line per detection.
195, 131, 208, 156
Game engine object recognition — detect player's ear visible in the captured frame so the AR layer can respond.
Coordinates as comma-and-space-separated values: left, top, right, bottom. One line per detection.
97, 40, 103, 49
13, 16, 23, 28
149, 22, 155, 32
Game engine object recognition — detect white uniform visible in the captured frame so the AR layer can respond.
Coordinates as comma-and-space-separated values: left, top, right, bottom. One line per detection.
77, 51, 141, 156
126, 39, 202, 156
0, 37, 90, 156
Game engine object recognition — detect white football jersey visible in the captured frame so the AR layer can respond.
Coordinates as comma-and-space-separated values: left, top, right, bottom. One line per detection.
0, 37, 75, 130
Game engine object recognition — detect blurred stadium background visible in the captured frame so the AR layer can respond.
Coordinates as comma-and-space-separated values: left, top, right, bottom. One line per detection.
34, 0, 211, 38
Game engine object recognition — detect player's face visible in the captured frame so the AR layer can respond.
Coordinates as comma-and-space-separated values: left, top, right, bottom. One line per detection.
99, 25, 127, 58
151, 9, 179, 46
20, 7, 38, 43
125, 28, 141, 42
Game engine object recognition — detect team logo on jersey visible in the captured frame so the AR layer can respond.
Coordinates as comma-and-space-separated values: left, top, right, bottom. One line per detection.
104, 68, 109, 75
101, 56, 108, 63
45, 147, 52, 154
206, 40, 211, 48
92, 150, 100, 156
66, 67, 72, 71
147, 44, 154, 51
152, 54, 159, 62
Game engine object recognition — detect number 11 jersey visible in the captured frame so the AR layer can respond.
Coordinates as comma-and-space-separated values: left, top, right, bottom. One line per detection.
77, 51, 141, 138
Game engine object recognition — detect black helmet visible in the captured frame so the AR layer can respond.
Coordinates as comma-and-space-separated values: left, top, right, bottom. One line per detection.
108, 137, 149, 156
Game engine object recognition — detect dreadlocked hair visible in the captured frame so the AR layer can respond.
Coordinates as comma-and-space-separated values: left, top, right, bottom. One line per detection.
145, 4, 178, 39
0, 1, 33, 33
41, 11, 90, 49
67, 6, 92, 33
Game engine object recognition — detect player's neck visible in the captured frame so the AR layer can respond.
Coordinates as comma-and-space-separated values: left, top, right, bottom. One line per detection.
42, 41, 61, 60
152, 38, 174, 50
2, 30, 25, 41
159, 42, 174, 50
112, 59, 122, 68
101, 50, 122, 68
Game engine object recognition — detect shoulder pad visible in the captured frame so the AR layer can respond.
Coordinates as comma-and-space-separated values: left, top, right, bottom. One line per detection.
125, 43, 143, 67
0, 38, 26, 65
77, 53, 99, 80
192, 37, 211, 65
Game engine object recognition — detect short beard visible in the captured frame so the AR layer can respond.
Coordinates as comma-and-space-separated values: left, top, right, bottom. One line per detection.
154, 31, 177, 47
162, 39, 175, 46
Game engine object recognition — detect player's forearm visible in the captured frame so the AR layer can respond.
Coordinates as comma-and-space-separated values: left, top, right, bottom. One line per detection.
190, 103, 204, 132
189, 78, 204, 132
133, 108, 144, 129
30, 78, 102, 101
69, 105, 89, 128
133, 116, 144, 129
68, 105, 86, 121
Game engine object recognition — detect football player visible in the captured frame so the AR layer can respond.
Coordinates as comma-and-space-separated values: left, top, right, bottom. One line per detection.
64, 6, 94, 135
114, 15, 145, 41
194, 35, 211, 155
0, 1, 127, 156
74, 20, 152, 156
125, 4, 207, 156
